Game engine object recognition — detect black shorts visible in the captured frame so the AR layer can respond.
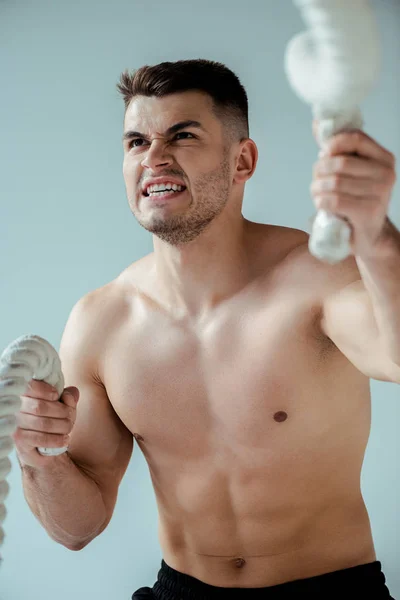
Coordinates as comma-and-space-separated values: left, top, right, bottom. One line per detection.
132, 559, 395, 599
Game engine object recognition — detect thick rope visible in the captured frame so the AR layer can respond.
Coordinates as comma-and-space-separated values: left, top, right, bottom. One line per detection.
0, 334, 65, 561
284, 0, 381, 264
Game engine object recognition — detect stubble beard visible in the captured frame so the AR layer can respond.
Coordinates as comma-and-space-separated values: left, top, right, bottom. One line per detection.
130, 152, 232, 246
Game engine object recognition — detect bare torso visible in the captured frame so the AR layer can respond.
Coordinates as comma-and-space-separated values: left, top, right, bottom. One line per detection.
96, 223, 376, 587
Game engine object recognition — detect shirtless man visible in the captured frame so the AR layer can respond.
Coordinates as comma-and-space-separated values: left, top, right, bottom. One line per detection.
14, 60, 399, 599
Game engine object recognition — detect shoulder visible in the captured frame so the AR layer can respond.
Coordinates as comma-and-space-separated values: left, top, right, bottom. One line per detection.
68, 254, 154, 346
83, 253, 155, 307
64, 260, 151, 385
63, 286, 125, 364
261, 224, 362, 310
287, 232, 362, 301
249, 223, 311, 272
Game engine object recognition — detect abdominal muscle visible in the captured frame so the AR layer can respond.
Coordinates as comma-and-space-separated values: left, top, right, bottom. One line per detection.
154, 458, 376, 588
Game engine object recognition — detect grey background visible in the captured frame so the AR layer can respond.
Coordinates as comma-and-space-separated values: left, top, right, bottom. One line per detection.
1, 0, 399, 598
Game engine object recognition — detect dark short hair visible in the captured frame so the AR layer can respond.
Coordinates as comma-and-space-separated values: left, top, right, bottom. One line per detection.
116, 59, 249, 143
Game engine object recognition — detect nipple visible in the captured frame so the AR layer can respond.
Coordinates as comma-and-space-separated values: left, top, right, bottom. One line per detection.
273, 411, 288, 423
133, 433, 144, 442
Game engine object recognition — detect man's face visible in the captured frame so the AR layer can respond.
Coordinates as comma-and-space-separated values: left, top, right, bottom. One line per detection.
122, 91, 235, 245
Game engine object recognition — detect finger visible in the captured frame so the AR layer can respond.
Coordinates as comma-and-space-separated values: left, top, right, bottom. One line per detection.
311, 175, 386, 198
19, 395, 71, 420
313, 156, 392, 182
25, 379, 59, 401
313, 192, 379, 216
60, 388, 79, 409
16, 412, 72, 436
13, 427, 70, 450
325, 131, 395, 167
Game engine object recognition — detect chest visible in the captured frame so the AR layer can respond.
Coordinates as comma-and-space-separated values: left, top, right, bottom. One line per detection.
101, 287, 332, 461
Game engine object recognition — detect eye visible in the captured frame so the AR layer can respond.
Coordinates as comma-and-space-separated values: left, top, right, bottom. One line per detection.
173, 132, 194, 140
128, 132, 195, 149
129, 138, 144, 149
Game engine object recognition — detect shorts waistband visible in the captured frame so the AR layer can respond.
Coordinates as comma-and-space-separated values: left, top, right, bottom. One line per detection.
152, 559, 391, 600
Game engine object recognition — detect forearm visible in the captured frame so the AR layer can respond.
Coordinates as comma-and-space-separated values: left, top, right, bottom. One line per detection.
356, 218, 400, 365
20, 451, 106, 550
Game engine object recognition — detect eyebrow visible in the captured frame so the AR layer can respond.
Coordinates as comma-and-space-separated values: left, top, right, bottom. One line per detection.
122, 120, 205, 142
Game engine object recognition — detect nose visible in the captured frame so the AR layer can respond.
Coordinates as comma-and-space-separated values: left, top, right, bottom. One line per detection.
141, 139, 174, 170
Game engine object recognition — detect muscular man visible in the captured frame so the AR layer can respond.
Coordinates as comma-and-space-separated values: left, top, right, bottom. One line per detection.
16, 60, 399, 599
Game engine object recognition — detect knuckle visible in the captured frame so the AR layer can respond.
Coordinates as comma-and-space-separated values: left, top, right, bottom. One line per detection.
336, 156, 348, 171
15, 427, 29, 444
60, 403, 73, 420
330, 175, 340, 190
12, 427, 22, 443
31, 400, 43, 416
38, 416, 52, 431
61, 413, 72, 430
333, 174, 341, 185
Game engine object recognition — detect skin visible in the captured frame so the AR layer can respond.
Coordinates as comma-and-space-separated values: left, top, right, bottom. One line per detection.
60, 91, 381, 587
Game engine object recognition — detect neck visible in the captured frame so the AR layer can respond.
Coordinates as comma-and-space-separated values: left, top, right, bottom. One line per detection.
151, 213, 251, 319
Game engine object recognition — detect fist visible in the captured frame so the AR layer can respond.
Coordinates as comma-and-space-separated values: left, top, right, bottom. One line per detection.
12, 379, 80, 469
310, 119, 397, 257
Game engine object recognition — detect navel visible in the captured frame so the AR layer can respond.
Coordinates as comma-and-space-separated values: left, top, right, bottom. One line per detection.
233, 557, 246, 569
273, 411, 288, 423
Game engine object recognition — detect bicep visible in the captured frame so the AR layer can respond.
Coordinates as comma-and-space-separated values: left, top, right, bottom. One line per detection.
59, 294, 134, 524
321, 279, 399, 382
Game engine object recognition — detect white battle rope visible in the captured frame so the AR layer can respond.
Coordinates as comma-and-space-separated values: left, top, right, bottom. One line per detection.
0, 334, 66, 561
284, 0, 381, 264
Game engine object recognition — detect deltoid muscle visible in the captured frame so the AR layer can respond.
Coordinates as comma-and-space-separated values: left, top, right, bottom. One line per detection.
284, 0, 381, 264
0, 334, 66, 563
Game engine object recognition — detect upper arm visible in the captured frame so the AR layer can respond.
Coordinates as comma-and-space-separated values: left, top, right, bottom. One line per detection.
321, 276, 400, 383
59, 292, 134, 530
284, 232, 400, 383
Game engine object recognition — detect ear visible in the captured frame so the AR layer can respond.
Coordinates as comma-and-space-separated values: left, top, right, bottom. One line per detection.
233, 139, 258, 185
